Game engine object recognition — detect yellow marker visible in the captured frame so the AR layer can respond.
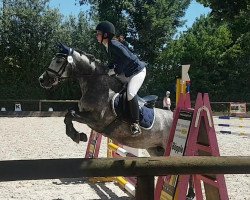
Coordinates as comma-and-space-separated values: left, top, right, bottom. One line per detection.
108, 142, 118, 152
116, 176, 135, 196
176, 79, 181, 105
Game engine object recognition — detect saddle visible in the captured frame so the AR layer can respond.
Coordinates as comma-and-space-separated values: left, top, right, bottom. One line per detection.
111, 90, 158, 130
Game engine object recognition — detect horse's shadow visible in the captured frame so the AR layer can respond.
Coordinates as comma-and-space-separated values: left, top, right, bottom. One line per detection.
53, 177, 87, 185
52, 178, 133, 200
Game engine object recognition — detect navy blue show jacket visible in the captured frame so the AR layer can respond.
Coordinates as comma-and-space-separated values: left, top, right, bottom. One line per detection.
106, 39, 146, 77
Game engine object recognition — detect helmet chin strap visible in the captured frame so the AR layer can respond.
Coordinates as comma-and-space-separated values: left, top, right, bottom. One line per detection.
101, 33, 104, 44
101, 33, 109, 46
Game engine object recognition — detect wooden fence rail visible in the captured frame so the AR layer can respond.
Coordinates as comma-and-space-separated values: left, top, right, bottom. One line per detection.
0, 156, 249, 200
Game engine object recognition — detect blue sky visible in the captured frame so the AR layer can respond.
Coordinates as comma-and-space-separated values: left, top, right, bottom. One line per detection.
49, 0, 211, 32
49, 0, 89, 15
181, 1, 211, 30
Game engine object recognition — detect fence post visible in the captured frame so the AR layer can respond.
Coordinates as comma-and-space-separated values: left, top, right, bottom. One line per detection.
136, 175, 154, 200
39, 100, 42, 111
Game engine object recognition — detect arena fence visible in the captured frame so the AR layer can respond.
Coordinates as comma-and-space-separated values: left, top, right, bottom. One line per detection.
0, 99, 79, 111
0, 100, 249, 114
0, 100, 79, 117
0, 156, 249, 200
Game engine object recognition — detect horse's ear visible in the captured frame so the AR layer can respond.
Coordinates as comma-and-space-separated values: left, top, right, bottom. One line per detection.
56, 42, 63, 50
57, 42, 72, 55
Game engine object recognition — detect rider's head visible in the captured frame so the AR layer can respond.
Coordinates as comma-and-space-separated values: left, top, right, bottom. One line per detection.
96, 21, 115, 44
166, 91, 170, 96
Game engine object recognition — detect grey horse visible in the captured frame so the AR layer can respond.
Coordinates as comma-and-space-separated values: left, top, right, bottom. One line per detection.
39, 50, 173, 156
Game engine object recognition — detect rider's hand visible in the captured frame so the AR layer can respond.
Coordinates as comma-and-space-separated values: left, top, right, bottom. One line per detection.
108, 69, 116, 76
58, 43, 73, 55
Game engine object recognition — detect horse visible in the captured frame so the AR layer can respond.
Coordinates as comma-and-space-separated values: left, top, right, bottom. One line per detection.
39, 48, 173, 156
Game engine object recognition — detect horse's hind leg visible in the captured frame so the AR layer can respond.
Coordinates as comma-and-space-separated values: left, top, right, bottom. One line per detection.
64, 110, 88, 143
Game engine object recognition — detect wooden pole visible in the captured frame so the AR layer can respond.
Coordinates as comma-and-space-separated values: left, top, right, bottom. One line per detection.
0, 156, 249, 182
136, 175, 154, 200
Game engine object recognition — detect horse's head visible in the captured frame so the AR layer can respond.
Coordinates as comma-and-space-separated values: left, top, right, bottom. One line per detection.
39, 43, 107, 89
39, 53, 73, 89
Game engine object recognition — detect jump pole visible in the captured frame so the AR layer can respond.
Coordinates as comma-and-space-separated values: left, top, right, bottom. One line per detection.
1, 156, 250, 200
1, 157, 249, 180
107, 142, 137, 196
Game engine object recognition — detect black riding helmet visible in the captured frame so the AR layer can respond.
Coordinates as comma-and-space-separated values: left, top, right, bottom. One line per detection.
96, 21, 115, 39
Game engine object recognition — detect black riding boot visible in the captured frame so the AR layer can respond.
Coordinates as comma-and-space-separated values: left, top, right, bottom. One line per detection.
128, 96, 141, 137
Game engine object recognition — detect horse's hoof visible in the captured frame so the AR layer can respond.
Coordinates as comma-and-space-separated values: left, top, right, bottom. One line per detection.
73, 133, 80, 144
73, 137, 80, 144
79, 133, 88, 142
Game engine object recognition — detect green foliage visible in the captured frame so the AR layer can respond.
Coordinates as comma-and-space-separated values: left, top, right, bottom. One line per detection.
158, 14, 250, 101
79, 0, 190, 63
78, 0, 191, 98
148, 0, 250, 102
0, 0, 63, 99
196, 0, 250, 101
158, 16, 232, 100
0, 0, 93, 99
1, 0, 249, 103
197, 0, 250, 40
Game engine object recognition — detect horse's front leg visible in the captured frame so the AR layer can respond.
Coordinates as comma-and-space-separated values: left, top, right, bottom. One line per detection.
64, 110, 88, 143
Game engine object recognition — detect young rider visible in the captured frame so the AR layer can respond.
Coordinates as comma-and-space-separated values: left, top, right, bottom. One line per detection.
95, 21, 146, 137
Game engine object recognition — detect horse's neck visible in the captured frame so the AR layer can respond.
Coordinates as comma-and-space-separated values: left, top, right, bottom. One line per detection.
105, 75, 124, 93
73, 51, 105, 75
72, 50, 123, 93
79, 74, 123, 97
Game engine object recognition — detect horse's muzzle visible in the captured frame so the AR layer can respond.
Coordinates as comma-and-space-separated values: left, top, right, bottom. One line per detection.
38, 75, 52, 89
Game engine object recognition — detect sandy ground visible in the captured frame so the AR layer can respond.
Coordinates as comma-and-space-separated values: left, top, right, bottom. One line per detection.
0, 117, 249, 200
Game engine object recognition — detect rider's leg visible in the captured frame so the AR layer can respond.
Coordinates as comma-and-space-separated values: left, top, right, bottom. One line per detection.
128, 95, 141, 136
127, 67, 146, 136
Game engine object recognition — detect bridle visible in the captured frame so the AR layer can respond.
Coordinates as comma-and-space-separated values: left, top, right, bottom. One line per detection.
45, 53, 109, 82
45, 53, 70, 82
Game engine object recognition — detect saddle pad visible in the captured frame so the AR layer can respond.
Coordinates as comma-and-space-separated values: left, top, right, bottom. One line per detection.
111, 93, 155, 130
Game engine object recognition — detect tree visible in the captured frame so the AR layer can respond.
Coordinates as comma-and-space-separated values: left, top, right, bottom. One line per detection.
78, 0, 191, 98
196, 0, 250, 101
0, 0, 94, 100
197, 0, 249, 40
47, 11, 96, 99
158, 16, 238, 101
0, 0, 63, 99
146, 0, 250, 102
79, 0, 191, 64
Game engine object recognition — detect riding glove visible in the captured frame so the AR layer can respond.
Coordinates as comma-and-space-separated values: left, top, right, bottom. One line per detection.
108, 69, 116, 76
107, 64, 120, 75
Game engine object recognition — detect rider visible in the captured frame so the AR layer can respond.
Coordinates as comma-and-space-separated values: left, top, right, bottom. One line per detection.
95, 21, 147, 137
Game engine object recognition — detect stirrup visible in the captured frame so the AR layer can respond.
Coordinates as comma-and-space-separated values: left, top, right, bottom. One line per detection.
130, 123, 142, 137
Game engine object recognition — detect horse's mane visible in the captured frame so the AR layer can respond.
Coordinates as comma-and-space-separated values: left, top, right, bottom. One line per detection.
74, 48, 101, 65
72, 48, 123, 89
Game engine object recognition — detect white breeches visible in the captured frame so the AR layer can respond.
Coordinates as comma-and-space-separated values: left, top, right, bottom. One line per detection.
116, 67, 146, 101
